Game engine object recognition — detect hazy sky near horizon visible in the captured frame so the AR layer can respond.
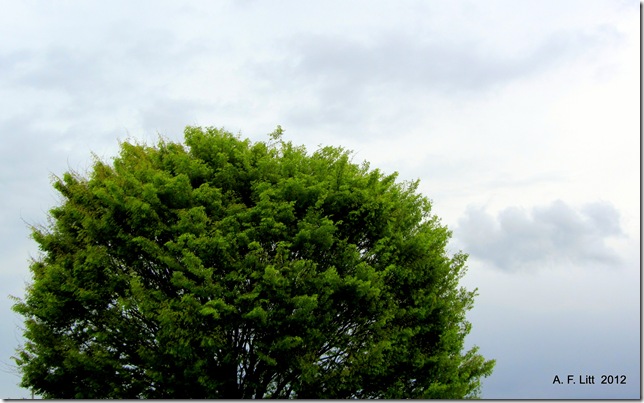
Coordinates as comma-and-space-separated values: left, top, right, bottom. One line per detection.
1, 0, 639, 398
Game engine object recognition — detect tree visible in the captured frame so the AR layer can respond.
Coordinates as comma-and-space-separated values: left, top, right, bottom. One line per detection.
12, 126, 494, 398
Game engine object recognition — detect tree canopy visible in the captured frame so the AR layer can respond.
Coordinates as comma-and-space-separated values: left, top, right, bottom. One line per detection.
13, 126, 494, 398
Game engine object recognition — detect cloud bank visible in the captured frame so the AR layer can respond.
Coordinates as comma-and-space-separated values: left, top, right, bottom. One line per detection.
455, 200, 624, 271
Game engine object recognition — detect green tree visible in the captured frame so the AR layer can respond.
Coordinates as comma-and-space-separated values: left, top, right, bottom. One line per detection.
12, 126, 494, 398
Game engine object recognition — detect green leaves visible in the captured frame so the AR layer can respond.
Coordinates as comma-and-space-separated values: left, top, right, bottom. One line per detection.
13, 126, 494, 398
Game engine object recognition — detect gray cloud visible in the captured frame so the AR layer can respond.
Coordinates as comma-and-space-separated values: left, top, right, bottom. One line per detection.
249, 20, 622, 137
455, 200, 624, 271
295, 28, 618, 94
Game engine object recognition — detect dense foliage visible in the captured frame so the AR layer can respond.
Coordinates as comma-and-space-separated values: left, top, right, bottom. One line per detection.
13, 126, 494, 398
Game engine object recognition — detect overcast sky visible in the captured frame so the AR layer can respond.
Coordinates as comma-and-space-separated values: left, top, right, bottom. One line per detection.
0, 0, 639, 398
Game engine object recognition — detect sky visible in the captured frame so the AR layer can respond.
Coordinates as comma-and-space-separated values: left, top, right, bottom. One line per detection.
0, 0, 639, 399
